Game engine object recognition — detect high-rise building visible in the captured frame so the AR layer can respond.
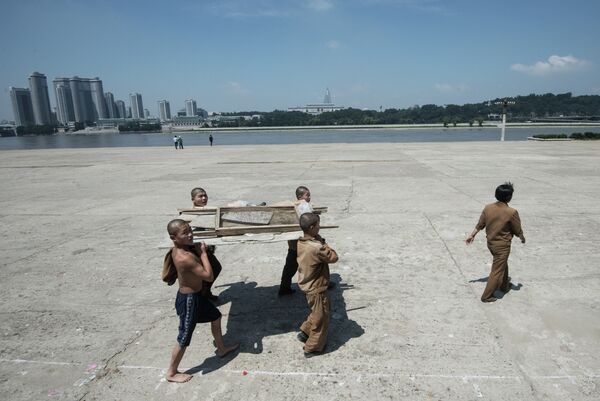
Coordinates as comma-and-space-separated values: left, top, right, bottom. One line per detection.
53, 76, 109, 124
129, 93, 144, 119
105, 92, 117, 118
185, 99, 197, 117
158, 100, 171, 121
115, 100, 126, 119
144, 109, 150, 119
54, 78, 75, 124
90, 78, 108, 120
29, 72, 53, 125
323, 88, 332, 104
9, 87, 35, 126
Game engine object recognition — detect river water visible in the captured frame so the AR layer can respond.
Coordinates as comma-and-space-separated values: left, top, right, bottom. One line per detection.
1, 126, 599, 150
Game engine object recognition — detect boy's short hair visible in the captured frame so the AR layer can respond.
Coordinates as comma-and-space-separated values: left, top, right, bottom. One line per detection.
299, 212, 319, 231
295, 186, 310, 200
495, 182, 514, 203
191, 187, 206, 199
167, 219, 188, 236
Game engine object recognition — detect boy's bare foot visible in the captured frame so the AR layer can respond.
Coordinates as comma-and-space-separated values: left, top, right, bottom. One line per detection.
166, 371, 193, 383
216, 343, 239, 358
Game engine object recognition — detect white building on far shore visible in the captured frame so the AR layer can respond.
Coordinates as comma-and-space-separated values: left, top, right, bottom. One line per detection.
288, 88, 345, 115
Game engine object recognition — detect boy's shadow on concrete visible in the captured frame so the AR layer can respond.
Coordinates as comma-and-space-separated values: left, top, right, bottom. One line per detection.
185, 349, 239, 376
468, 277, 523, 298
215, 273, 364, 356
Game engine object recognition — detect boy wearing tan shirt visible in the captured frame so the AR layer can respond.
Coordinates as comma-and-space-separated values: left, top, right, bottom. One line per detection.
466, 182, 526, 302
296, 212, 339, 357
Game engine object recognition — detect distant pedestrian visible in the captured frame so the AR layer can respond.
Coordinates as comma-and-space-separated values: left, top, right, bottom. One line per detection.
173, 135, 178, 149
177, 136, 184, 149
209, 134, 213, 147
465, 182, 526, 303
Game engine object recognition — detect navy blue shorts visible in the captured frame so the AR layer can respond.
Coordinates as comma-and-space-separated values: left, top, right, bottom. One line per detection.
176, 291, 221, 347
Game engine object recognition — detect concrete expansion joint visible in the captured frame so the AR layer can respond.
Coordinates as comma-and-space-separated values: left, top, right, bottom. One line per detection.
342, 179, 355, 214
78, 314, 164, 396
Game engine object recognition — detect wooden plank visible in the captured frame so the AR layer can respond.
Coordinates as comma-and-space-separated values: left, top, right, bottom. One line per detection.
192, 224, 338, 238
221, 211, 273, 225
215, 207, 221, 231
178, 205, 328, 215
214, 224, 339, 237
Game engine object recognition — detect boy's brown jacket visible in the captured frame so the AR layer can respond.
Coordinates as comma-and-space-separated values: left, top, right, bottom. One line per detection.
476, 201, 523, 244
297, 236, 339, 295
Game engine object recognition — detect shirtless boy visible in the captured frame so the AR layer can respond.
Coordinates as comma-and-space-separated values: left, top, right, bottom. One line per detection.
165, 219, 238, 383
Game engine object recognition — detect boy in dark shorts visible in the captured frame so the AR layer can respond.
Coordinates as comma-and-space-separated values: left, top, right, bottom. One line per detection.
163, 219, 238, 383
296, 212, 338, 357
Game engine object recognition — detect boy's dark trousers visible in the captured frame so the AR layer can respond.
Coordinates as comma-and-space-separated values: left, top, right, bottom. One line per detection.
279, 242, 298, 290
300, 291, 330, 352
481, 242, 511, 301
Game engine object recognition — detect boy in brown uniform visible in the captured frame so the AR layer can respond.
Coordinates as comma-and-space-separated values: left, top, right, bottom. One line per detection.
163, 219, 238, 383
296, 212, 338, 357
466, 182, 526, 302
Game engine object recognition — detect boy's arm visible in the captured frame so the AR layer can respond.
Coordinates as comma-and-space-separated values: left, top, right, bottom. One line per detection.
179, 243, 214, 281
466, 210, 486, 244
317, 243, 339, 264
511, 210, 526, 243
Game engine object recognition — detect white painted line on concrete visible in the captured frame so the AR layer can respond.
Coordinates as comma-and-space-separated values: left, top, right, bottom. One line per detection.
0, 358, 79, 366
2, 359, 598, 382
118, 365, 600, 381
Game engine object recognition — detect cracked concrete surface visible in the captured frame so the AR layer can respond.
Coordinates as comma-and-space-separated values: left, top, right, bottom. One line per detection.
0, 142, 599, 400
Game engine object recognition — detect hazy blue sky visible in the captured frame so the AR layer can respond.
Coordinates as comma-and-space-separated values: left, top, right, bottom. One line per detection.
1, 0, 599, 120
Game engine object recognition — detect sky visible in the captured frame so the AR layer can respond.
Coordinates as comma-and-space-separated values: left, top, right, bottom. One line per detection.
1, 0, 599, 120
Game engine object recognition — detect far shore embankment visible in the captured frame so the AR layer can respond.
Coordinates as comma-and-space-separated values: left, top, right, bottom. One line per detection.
162, 122, 600, 133
29, 121, 600, 137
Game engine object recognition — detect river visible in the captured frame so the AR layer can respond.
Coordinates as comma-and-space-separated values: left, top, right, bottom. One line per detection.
2, 126, 599, 150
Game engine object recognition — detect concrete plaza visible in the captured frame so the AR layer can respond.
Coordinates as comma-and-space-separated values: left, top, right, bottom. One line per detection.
0, 141, 598, 400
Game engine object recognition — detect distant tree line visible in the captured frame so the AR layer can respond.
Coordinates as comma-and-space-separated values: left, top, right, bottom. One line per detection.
534, 132, 600, 140
214, 93, 600, 128
118, 122, 161, 132
16, 124, 57, 135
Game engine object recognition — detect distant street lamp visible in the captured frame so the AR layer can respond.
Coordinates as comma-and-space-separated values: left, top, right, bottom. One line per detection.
495, 99, 515, 141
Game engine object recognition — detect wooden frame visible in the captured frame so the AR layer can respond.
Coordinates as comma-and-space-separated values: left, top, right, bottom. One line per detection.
178, 205, 335, 239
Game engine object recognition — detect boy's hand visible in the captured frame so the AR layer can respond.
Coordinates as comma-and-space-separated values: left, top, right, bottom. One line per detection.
520, 235, 526, 244
465, 235, 475, 245
196, 241, 207, 254
315, 234, 325, 244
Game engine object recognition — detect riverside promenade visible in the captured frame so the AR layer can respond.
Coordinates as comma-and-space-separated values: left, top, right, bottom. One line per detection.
0, 141, 598, 400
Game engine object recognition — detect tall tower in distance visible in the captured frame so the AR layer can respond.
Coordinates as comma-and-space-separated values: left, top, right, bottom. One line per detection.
53, 78, 75, 125
115, 100, 126, 119
129, 93, 144, 119
90, 78, 108, 119
158, 100, 171, 121
104, 92, 117, 118
323, 88, 332, 104
9, 87, 35, 126
185, 99, 197, 117
28, 72, 53, 125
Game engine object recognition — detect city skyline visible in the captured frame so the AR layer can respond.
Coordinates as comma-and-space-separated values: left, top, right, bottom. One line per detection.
1, 0, 600, 121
